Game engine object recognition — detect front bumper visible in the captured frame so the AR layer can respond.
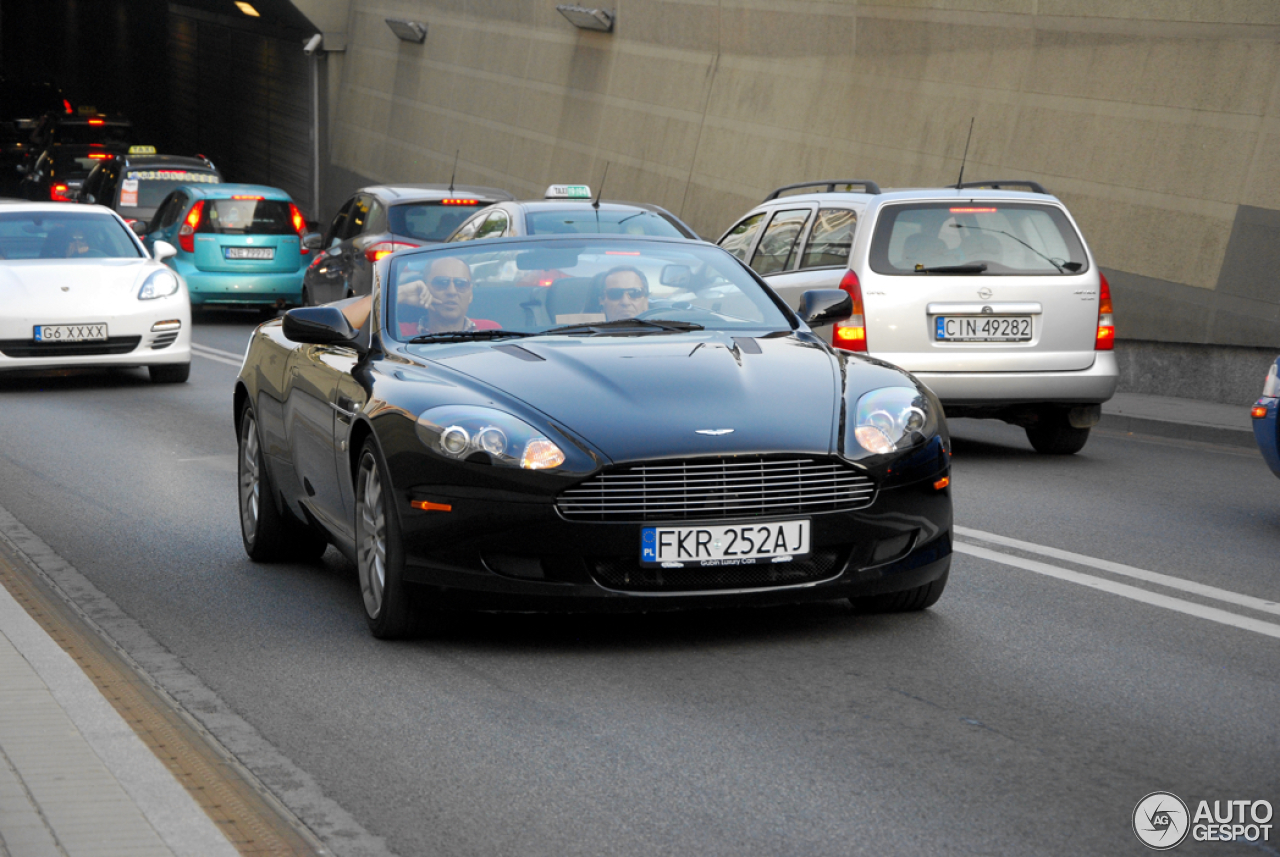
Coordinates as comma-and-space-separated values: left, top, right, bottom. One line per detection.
392, 471, 953, 611
914, 351, 1118, 406
0, 314, 191, 372
1253, 396, 1280, 478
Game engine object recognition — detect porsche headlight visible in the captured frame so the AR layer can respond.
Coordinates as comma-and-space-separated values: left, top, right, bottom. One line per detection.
853, 387, 935, 454
416, 406, 566, 470
138, 269, 179, 300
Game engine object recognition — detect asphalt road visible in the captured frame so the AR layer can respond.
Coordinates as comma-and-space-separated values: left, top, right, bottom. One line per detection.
0, 312, 1277, 856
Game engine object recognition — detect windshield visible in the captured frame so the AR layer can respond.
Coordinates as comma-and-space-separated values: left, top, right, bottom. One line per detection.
869, 202, 1088, 275
386, 239, 791, 341
389, 201, 489, 242
525, 208, 688, 238
0, 211, 142, 259
122, 169, 220, 211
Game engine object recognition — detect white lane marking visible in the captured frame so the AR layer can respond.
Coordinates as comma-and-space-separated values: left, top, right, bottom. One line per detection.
191, 343, 242, 367
955, 542, 1280, 640
956, 526, 1280, 617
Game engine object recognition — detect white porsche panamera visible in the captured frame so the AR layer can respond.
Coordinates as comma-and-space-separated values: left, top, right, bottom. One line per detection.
0, 201, 192, 382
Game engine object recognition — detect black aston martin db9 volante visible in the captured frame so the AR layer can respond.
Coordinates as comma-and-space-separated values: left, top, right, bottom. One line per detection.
234, 234, 952, 638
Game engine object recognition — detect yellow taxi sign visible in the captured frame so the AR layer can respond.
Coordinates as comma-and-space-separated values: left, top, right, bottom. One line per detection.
545, 184, 591, 200
128, 145, 157, 155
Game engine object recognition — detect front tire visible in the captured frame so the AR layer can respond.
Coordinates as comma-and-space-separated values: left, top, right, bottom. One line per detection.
356, 439, 414, 639
237, 406, 328, 562
849, 566, 949, 614
1025, 410, 1091, 455
149, 363, 190, 384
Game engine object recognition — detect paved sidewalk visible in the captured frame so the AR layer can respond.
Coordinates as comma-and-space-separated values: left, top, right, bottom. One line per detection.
1100, 391, 1257, 448
0, 579, 238, 857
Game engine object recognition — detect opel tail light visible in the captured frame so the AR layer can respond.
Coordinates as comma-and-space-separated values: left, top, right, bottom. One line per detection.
832, 269, 868, 352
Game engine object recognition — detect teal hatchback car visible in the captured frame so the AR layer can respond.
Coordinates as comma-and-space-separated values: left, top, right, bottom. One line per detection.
143, 183, 313, 310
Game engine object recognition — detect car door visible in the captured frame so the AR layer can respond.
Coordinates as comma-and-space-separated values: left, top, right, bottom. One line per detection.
306, 198, 354, 304
283, 344, 355, 535
762, 207, 859, 335
347, 195, 387, 297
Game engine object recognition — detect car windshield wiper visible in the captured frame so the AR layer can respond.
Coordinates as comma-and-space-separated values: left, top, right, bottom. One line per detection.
541, 318, 706, 336
949, 223, 1083, 273
916, 262, 988, 274
407, 329, 535, 344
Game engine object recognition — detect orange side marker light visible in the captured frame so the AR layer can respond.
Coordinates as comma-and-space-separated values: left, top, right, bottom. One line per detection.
411, 500, 453, 512
1252, 405, 1269, 419
933, 476, 950, 491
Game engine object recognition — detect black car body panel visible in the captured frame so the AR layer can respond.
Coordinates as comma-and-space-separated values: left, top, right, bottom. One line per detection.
236, 235, 951, 619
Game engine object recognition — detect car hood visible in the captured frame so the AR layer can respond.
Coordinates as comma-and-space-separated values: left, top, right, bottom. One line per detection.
0, 260, 152, 321
420, 332, 844, 463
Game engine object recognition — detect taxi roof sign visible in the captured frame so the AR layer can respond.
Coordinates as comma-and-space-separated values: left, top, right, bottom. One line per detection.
545, 184, 592, 200
128, 145, 157, 155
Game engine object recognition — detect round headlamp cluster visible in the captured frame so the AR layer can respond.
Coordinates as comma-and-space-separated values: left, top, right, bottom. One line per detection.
417, 406, 566, 470
853, 387, 933, 454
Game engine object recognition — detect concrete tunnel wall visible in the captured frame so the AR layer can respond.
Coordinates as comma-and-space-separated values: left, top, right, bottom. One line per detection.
312, 0, 1280, 403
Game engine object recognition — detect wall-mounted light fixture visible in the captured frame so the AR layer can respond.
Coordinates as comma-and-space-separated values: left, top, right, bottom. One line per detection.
234, 1, 260, 16
556, 4, 614, 32
385, 18, 428, 43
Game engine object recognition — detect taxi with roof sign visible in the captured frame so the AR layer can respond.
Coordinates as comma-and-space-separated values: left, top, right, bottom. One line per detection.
141, 182, 314, 311
717, 179, 1118, 454
1252, 358, 1280, 478
76, 146, 222, 229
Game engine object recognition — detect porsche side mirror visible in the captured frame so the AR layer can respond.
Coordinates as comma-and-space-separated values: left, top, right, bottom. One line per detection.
152, 240, 177, 261
302, 231, 323, 251
282, 306, 362, 347
799, 289, 853, 327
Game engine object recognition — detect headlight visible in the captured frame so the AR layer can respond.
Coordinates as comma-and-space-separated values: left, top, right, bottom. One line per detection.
853, 386, 935, 454
416, 406, 566, 470
138, 269, 179, 300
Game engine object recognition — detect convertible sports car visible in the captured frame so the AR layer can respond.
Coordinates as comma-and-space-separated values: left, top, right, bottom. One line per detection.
0, 201, 191, 382
234, 235, 952, 638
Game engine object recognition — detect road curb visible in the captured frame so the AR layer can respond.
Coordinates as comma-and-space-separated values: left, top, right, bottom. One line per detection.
1099, 413, 1256, 449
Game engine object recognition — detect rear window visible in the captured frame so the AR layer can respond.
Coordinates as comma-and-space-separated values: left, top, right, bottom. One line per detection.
525, 208, 687, 238
53, 150, 114, 177
389, 201, 486, 242
53, 123, 133, 147
121, 169, 220, 211
869, 202, 1088, 275
197, 199, 297, 235
0, 211, 142, 259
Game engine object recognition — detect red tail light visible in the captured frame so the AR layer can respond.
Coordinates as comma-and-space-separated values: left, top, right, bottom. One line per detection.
62, 99, 73, 115
288, 203, 308, 254
87, 152, 111, 160
1095, 273, 1115, 351
178, 200, 204, 253
365, 240, 420, 263
832, 269, 868, 352
50, 184, 71, 202
88, 118, 105, 126
441, 199, 479, 205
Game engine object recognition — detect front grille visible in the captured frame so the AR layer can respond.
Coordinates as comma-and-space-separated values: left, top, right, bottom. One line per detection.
0, 336, 142, 358
557, 457, 876, 522
592, 547, 847, 592
150, 332, 179, 350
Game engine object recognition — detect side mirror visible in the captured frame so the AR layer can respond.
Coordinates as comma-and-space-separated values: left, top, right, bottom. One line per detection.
79, 193, 95, 205
129, 221, 147, 236
799, 289, 853, 328
660, 264, 693, 288
301, 231, 323, 251
152, 240, 178, 261
15, 164, 27, 175
282, 306, 362, 347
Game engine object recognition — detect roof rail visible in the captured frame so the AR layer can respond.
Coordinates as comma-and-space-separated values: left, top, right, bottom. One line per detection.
763, 179, 881, 201
955, 180, 1049, 195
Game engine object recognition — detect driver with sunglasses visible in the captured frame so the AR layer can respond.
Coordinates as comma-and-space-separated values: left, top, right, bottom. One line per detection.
341, 256, 498, 335
597, 266, 650, 321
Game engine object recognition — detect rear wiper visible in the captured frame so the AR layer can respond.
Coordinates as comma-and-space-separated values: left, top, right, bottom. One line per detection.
407, 329, 534, 344
916, 262, 988, 274
542, 318, 705, 335
949, 224, 1082, 273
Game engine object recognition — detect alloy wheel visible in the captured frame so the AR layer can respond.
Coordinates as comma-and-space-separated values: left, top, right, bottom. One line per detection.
358, 454, 388, 619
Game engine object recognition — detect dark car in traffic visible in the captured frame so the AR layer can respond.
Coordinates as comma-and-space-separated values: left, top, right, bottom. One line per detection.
301, 183, 513, 306
235, 234, 953, 639
16, 143, 126, 201
77, 147, 221, 228
1253, 358, 1280, 478
0, 78, 73, 191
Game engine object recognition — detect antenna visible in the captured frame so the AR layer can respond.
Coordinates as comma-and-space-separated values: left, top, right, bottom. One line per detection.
955, 118, 974, 189
592, 162, 610, 210
448, 149, 459, 193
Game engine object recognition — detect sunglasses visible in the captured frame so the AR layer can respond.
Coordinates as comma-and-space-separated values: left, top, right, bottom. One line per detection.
429, 276, 472, 291
604, 287, 647, 301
